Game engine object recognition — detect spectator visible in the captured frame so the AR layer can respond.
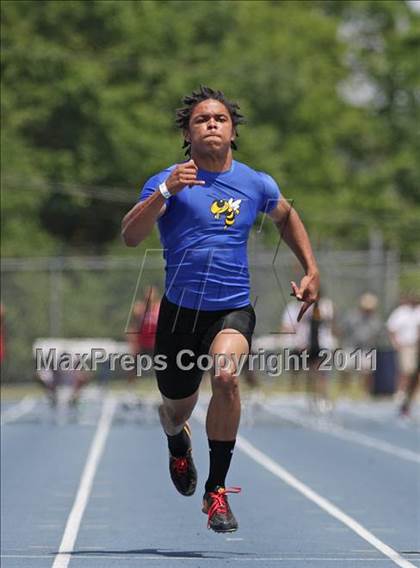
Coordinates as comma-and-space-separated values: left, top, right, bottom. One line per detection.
399, 350, 419, 418
280, 299, 311, 390
128, 285, 161, 359
339, 293, 382, 394
36, 353, 90, 408
281, 291, 337, 411
126, 286, 161, 396
387, 294, 420, 405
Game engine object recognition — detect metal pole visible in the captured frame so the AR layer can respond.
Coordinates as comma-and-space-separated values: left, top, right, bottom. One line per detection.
49, 257, 63, 336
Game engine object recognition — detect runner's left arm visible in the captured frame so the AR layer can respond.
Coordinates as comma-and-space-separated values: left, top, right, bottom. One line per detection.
269, 199, 320, 321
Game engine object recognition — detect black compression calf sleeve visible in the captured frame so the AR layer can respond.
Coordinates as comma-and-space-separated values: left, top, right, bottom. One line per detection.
167, 427, 191, 457
205, 439, 236, 492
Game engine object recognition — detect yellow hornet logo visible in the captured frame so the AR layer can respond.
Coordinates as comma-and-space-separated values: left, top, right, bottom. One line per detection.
210, 198, 242, 229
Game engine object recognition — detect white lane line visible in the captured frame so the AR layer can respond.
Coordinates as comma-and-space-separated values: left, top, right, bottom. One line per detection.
1, 396, 38, 425
51, 395, 117, 568
263, 404, 420, 464
194, 408, 416, 568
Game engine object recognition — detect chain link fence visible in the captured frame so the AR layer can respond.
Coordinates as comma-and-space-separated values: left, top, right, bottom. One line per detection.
1, 240, 410, 382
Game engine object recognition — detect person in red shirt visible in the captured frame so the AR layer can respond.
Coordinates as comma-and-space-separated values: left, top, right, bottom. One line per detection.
128, 285, 161, 364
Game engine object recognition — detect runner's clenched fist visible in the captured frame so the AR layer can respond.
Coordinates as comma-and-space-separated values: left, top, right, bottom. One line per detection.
165, 159, 205, 195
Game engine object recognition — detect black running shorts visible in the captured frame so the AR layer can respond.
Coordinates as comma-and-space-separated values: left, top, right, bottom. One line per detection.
154, 296, 256, 400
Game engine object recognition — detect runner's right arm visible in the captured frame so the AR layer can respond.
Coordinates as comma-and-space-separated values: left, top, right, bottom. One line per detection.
121, 191, 166, 247
121, 159, 204, 247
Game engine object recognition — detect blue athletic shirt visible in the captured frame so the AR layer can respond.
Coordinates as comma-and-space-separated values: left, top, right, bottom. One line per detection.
139, 160, 281, 310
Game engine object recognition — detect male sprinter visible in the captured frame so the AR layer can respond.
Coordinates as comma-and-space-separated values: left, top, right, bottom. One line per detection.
122, 86, 320, 532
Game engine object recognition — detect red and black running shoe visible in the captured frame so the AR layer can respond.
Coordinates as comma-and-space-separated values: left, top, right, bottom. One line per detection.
169, 423, 197, 496
202, 486, 241, 533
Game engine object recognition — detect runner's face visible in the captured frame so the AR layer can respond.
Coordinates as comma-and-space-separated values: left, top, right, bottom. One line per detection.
186, 99, 235, 154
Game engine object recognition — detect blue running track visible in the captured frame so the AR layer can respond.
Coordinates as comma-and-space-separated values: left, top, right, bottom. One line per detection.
1, 390, 419, 568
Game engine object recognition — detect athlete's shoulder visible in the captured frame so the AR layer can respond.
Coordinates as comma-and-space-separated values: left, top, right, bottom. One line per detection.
233, 160, 263, 180
233, 160, 279, 188
256, 170, 279, 189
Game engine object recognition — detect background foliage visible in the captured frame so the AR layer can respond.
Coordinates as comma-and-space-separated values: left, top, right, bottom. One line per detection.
1, 0, 420, 382
2, 0, 419, 258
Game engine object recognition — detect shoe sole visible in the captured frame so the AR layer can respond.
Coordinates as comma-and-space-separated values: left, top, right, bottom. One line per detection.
209, 526, 238, 533
202, 503, 238, 533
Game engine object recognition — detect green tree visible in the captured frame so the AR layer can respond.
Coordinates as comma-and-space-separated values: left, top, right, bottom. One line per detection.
1, 0, 419, 257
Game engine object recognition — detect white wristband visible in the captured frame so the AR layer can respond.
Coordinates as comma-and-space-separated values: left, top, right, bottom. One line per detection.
158, 182, 171, 200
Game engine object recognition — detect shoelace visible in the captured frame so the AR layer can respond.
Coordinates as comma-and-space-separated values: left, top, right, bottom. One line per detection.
207, 487, 241, 526
172, 456, 188, 474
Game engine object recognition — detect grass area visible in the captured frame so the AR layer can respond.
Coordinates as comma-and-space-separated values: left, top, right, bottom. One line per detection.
1, 383, 46, 401
1, 371, 371, 402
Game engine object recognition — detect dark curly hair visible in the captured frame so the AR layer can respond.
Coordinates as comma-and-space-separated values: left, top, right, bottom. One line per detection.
175, 85, 245, 156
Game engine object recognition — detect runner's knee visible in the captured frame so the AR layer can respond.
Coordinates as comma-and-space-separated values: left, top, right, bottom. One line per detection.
213, 366, 239, 396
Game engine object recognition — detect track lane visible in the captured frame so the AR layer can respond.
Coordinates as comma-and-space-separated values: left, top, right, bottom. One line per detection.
1, 398, 105, 568
2, 395, 419, 568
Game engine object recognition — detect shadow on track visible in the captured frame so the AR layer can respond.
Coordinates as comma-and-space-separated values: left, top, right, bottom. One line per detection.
61, 548, 252, 559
